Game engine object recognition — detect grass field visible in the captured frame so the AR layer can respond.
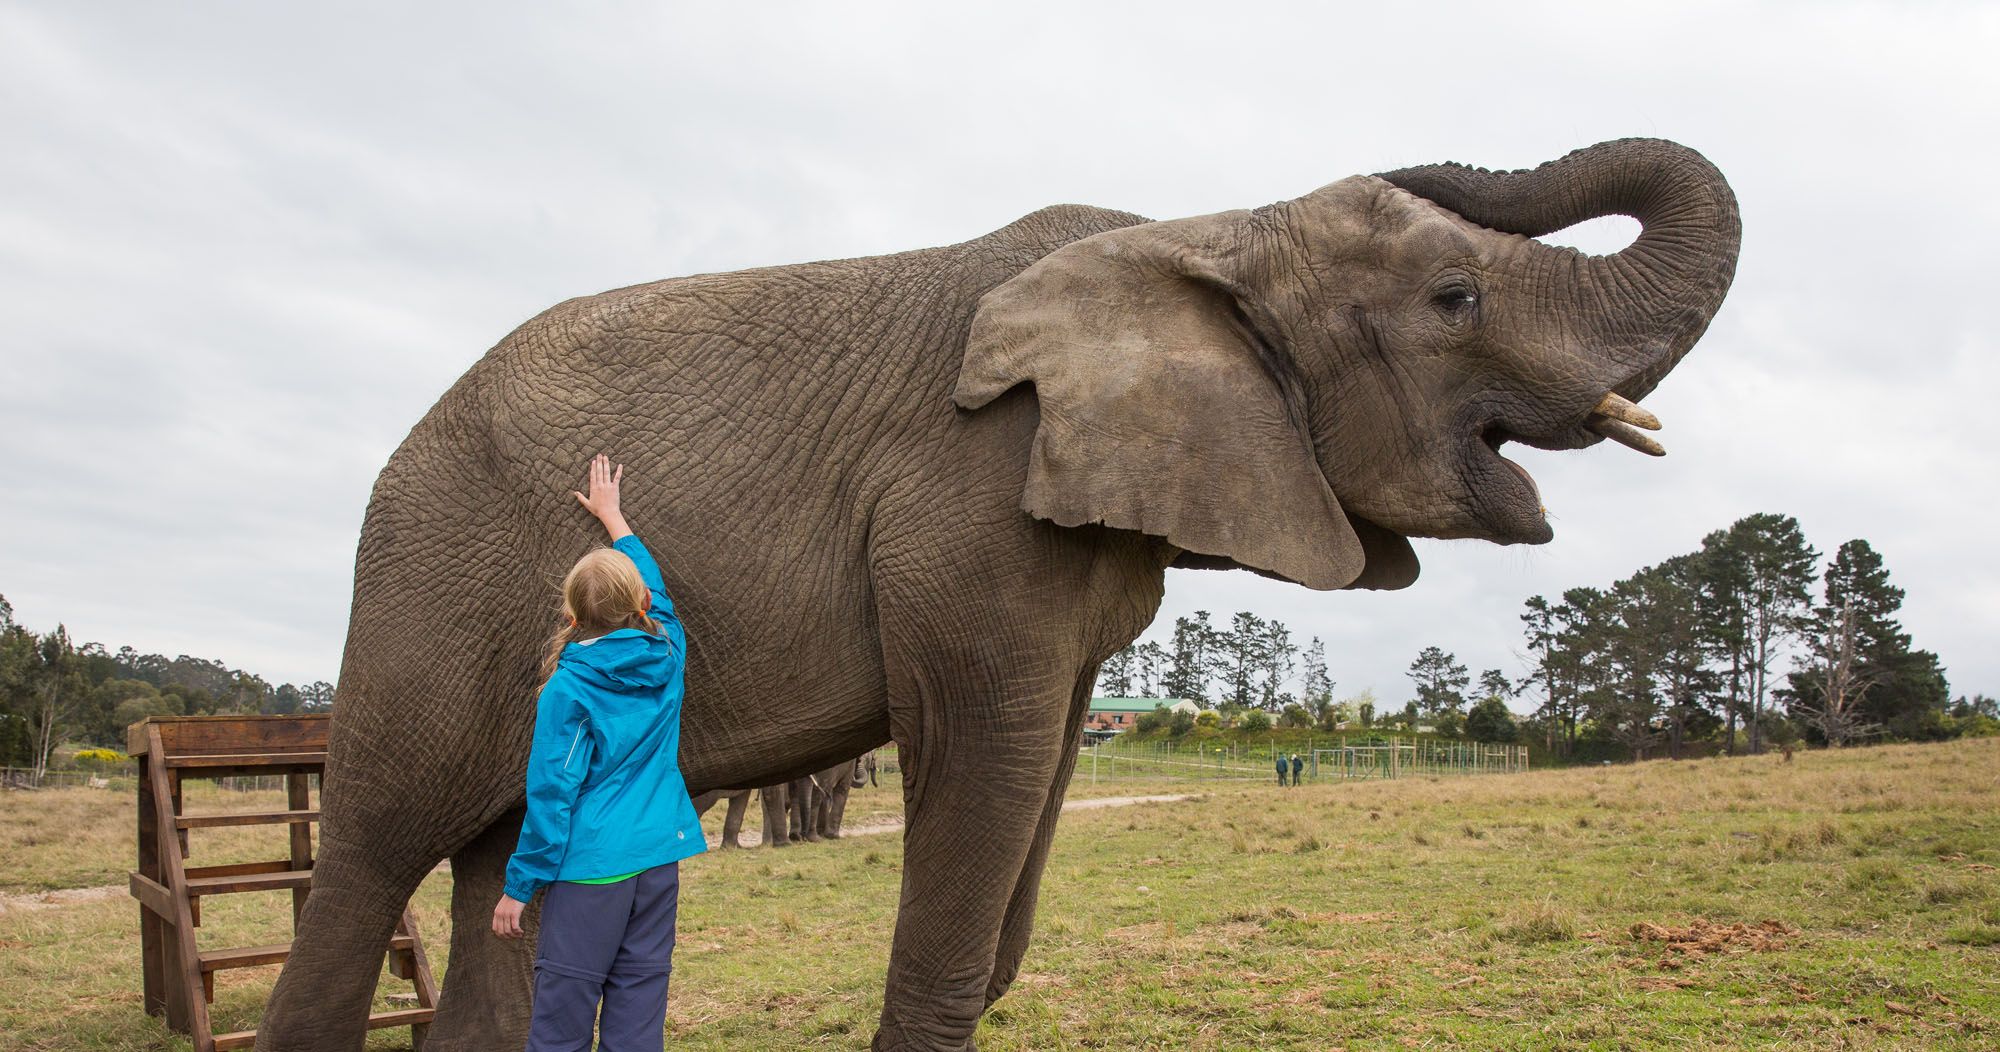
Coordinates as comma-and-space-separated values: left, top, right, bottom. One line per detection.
2, 739, 1995, 1050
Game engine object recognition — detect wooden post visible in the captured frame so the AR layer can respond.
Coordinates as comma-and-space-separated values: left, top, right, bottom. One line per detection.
286, 772, 313, 926
137, 752, 166, 1019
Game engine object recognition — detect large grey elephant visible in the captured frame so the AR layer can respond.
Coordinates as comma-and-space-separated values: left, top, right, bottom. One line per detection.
259, 139, 1738, 1051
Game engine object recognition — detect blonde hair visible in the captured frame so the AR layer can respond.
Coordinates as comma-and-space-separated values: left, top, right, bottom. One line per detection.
541, 548, 660, 679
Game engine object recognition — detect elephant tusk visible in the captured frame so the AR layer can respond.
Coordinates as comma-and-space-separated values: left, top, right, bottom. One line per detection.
1592, 392, 1662, 431
1586, 416, 1666, 457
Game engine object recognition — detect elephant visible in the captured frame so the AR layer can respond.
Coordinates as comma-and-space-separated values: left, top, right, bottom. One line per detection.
855, 750, 879, 789
257, 138, 1739, 1051
808, 758, 859, 839
763, 760, 858, 844
691, 787, 752, 849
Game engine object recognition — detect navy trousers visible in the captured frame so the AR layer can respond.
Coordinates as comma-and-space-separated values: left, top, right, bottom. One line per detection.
527, 863, 679, 1052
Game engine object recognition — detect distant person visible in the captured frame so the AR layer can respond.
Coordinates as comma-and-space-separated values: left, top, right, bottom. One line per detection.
1291, 753, 1304, 786
492, 455, 704, 1052
1275, 754, 1288, 787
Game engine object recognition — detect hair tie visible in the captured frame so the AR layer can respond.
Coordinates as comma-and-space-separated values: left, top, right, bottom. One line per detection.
568, 615, 578, 629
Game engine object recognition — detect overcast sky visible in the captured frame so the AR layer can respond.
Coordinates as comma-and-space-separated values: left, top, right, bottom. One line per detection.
3, 2, 1994, 710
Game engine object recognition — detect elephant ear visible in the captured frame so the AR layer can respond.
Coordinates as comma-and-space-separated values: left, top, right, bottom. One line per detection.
954, 211, 1378, 591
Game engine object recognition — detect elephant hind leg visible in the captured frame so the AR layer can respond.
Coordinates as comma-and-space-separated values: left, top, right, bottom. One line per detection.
720, 790, 750, 849
423, 809, 536, 1051
255, 834, 430, 1050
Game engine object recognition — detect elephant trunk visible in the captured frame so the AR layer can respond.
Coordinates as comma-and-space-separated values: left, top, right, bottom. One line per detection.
1377, 138, 1741, 400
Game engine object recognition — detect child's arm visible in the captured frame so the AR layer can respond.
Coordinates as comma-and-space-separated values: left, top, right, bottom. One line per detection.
573, 454, 684, 640
493, 685, 594, 931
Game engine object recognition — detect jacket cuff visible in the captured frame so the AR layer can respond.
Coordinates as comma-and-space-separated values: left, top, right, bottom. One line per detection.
503, 877, 541, 903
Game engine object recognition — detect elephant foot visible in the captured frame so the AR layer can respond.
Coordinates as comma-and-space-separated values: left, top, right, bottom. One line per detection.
719, 837, 740, 850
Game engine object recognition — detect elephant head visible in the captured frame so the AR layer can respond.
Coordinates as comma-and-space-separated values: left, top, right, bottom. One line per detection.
955, 138, 1739, 590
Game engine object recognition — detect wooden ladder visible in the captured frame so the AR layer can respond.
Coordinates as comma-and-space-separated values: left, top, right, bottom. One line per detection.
128, 715, 438, 1051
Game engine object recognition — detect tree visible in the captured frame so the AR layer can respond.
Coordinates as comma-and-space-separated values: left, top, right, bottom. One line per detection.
1162, 612, 1219, 706
1257, 620, 1298, 711
1406, 646, 1470, 719
1096, 648, 1135, 697
1168, 708, 1196, 736
1704, 514, 1817, 754
1216, 612, 1267, 710
1240, 710, 1272, 733
1129, 642, 1167, 697
1792, 600, 1883, 746
1279, 703, 1312, 728
1465, 696, 1517, 742
24, 626, 89, 781
299, 681, 336, 712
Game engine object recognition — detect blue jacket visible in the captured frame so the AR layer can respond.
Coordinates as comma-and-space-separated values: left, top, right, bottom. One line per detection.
503, 534, 706, 901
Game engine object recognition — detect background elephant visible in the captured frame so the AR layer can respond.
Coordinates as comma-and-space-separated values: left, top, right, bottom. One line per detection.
259, 138, 1739, 1052
691, 788, 752, 849
808, 758, 859, 839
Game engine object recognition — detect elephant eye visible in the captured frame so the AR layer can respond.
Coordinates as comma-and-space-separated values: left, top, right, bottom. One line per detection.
1434, 287, 1479, 315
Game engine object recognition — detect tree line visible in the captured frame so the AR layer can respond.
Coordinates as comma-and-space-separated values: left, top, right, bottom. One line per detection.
1097, 513, 1994, 760
0, 593, 332, 778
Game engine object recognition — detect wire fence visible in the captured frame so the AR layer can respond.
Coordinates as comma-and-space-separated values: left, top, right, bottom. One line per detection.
0, 766, 303, 793
1081, 735, 1529, 785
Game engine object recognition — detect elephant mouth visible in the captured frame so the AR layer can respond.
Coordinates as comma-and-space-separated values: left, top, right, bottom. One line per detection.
1473, 390, 1667, 544
1475, 425, 1553, 544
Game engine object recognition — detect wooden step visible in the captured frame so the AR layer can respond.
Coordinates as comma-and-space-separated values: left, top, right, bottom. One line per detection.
199, 934, 414, 973
210, 1007, 434, 1050
177, 808, 319, 829
164, 751, 327, 770
184, 869, 312, 897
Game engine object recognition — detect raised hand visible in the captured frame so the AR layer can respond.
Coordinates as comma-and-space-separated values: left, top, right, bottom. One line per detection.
572, 453, 632, 540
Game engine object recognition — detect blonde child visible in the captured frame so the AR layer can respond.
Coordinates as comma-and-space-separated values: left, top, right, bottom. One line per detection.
492, 454, 705, 1051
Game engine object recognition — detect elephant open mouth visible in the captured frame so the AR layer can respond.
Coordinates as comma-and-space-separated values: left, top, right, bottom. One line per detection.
1475, 391, 1666, 543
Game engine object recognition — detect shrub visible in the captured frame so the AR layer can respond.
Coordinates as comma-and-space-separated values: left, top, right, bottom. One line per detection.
1241, 711, 1272, 733
72, 747, 130, 772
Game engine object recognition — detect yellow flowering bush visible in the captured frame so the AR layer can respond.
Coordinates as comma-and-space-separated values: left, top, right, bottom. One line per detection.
72, 747, 130, 771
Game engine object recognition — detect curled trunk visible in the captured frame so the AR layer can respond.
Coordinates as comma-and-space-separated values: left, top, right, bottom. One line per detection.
1378, 138, 1741, 400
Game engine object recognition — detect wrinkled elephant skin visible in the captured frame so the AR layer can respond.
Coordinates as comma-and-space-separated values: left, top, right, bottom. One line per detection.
257, 140, 1739, 1051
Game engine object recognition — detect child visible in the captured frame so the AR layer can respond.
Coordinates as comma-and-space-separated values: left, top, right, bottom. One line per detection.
492, 454, 706, 1052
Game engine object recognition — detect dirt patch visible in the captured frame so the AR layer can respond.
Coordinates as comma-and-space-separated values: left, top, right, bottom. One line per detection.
0, 885, 125, 912
1629, 918, 1797, 968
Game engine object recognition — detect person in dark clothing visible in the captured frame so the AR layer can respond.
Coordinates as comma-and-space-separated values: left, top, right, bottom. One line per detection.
1291, 753, 1304, 786
1275, 754, 1288, 787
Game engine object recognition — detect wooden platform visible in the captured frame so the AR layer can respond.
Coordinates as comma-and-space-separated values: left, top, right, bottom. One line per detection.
128, 715, 436, 1052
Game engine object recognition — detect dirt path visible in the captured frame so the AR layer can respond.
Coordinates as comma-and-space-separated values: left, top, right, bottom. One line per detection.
713, 792, 1195, 849
0, 793, 1199, 912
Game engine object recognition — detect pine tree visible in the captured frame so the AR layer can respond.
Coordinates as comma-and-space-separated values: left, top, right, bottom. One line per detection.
1162, 612, 1219, 707
1406, 646, 1470, 719
1702, 514, 1817, 754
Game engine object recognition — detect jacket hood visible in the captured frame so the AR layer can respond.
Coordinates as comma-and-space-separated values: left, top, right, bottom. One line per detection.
559, 628, 678, 692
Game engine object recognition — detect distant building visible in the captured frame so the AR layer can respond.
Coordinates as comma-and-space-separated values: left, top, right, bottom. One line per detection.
1085, 697, 1199, 733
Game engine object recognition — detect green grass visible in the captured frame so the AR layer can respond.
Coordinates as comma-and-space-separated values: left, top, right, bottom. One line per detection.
2, 739, 1995, 1049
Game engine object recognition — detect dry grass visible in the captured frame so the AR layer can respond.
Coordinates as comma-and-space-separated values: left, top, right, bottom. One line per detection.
0, 782, 309, 895
2, 738, 1996, 1049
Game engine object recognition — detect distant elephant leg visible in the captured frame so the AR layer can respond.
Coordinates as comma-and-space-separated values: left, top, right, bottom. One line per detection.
984, 672, 1095, 1009
791, 776, 819, 842
425, 809, 536, 1050
760, 785, 791, 848
720, 789, 750, 849
824, 773, 853, 838
872, 642, 1071, 1050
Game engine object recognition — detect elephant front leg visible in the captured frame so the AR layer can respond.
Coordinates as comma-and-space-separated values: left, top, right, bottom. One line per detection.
983, 673, 1094, 1010
425, 810, 537, 1051
873, 671, 1068, 1050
